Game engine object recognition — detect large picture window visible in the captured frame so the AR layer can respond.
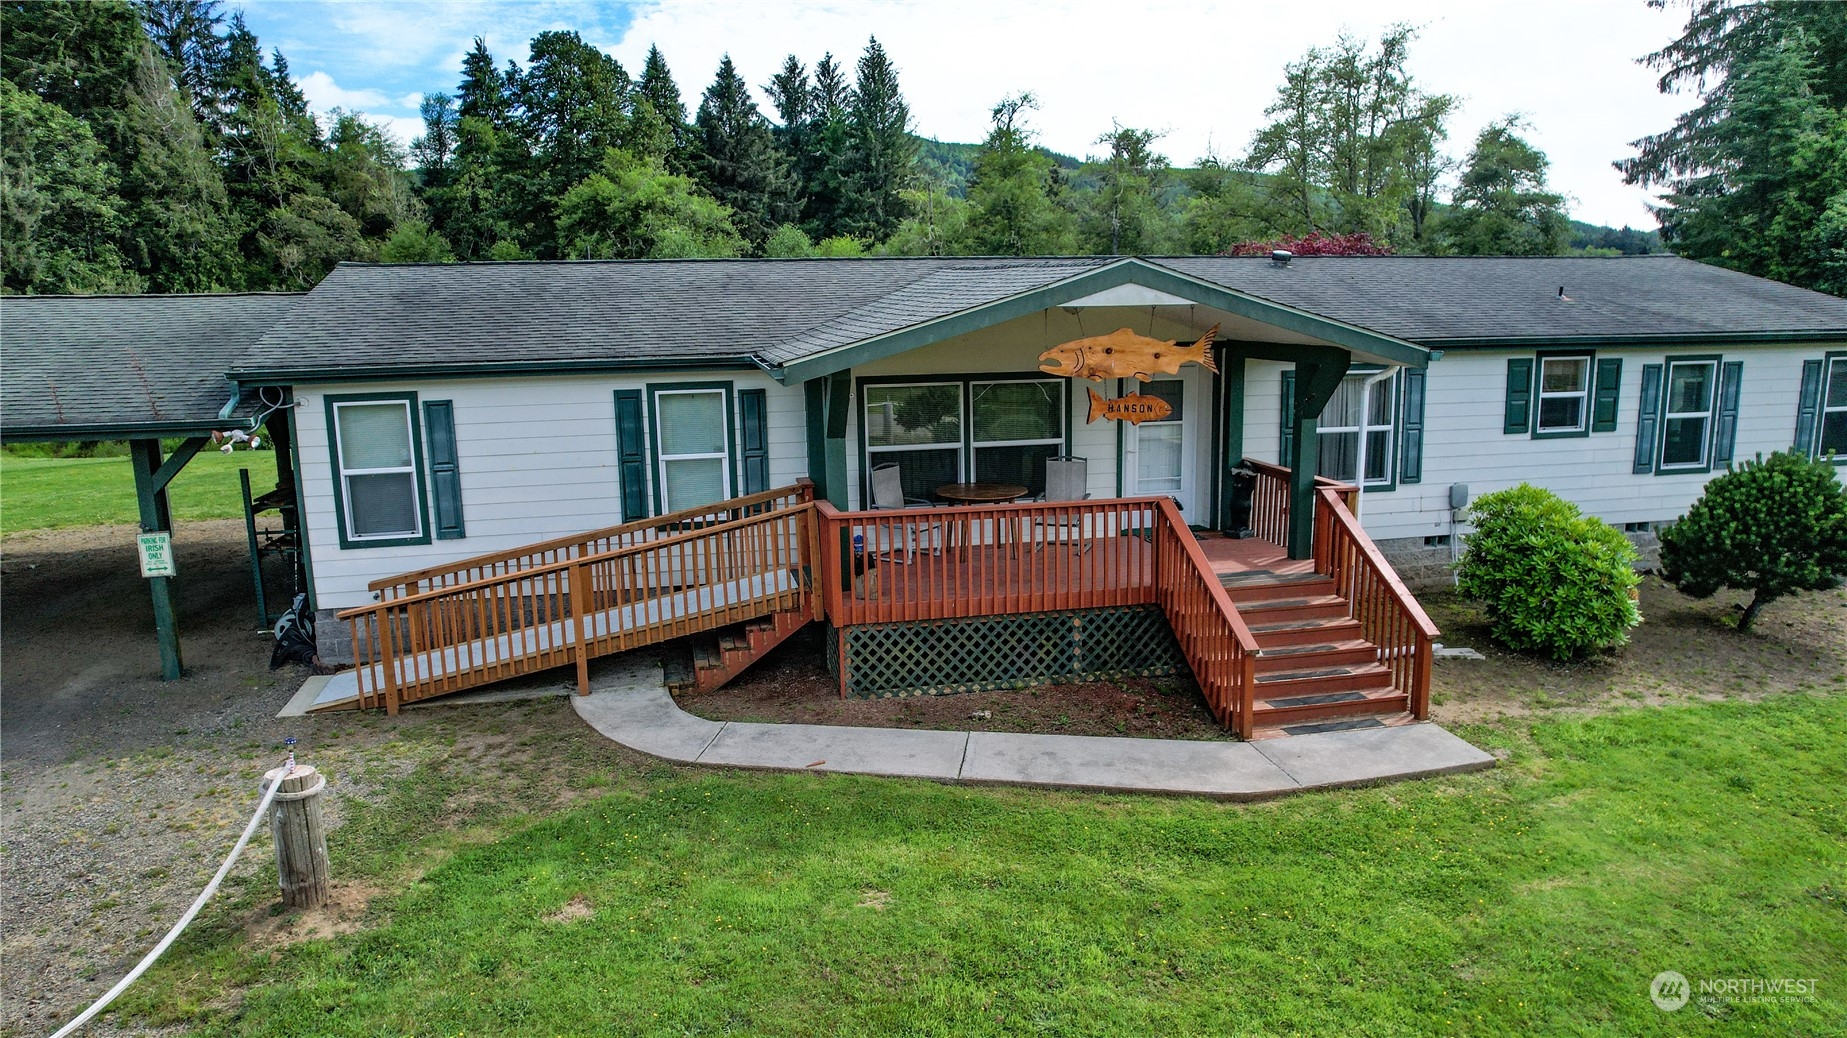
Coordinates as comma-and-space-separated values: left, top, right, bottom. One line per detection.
861, 376, 1067, 501
329, 395, 427, 546
652, 387, 732, 512
1822, 355, 1847, 458
1536, 355, 1590, 434
1318, 372, 1395, 486
1659, 359, 1716, 470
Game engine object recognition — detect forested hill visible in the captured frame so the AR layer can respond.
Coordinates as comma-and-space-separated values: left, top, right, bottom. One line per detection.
2, 1, 1834, 297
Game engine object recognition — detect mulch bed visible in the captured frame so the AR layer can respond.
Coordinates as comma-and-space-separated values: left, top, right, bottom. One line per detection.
674, 625, 1236, 741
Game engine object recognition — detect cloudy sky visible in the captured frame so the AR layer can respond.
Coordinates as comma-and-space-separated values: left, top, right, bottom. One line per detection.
241, 0, 1695, 230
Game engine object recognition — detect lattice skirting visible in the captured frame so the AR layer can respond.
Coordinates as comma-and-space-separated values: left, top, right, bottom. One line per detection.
827, 606, 1187, 699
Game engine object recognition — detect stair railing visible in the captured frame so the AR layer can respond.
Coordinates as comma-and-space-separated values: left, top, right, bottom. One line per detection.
339, 501, 816, 714
1312, 487, 1438, 719
1149, 497, 1263, 739
367, 483, 815, 602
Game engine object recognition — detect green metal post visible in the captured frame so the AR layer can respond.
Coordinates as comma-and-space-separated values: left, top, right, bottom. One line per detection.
804, 374, 852, 509
1217, 352, 1245, 532
129, 436, 209, 679
1288, 357, 1350, 560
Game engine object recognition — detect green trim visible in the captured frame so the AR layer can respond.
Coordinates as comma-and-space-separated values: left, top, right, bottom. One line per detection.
232, 356, 758, 386
855, 371, 1071, 505
423, 400, 466, 540
1413, 332, 1847, 349
325, 391, 432, 550
284, 397, 316, 612
613, 390, 650, 521
1215, 352, 1244, 530
1, 419, 250, 443
1653, 354, 1723, 476
776, 259, 1430, 384
1289, 357, 1350, 559
738, 388, 770, 493
1398, 367, 1425, 485
1530, 350, 1596, 440
1591, 357, 1623, 433
645, 381, 737, 516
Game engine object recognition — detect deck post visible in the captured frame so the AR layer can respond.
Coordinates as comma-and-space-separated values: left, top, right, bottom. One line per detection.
129, 436, 208, 679
1216, 351, 1245, 533
1287, 357, 1349, 560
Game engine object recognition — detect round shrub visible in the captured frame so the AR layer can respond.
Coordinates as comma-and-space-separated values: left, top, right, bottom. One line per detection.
1659, 450, 1847, 631
1456, 484, 1641, 660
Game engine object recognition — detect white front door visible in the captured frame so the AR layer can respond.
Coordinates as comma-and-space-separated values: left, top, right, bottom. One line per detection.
1122, 374, 1201, 523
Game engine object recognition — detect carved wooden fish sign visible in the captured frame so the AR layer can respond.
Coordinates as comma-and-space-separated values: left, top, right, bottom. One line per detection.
1038, 324, 1220, 382
1086, 387, 1173, 425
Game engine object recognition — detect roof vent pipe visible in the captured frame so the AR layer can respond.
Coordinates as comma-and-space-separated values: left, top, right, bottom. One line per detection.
1271, 250, 1293, 266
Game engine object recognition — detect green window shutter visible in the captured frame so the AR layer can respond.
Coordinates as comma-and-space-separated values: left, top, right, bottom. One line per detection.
1398, 368, 1426, 484
1278, 371, 1296, 463
422, 400, 465, 540
1794, 359, 1824, 455
1591, 358, 1622, 432
1503, 357, 1535, 434
1712, 360, 1743, 464
1633, 363, 1663, 473
613, 389, 648, 521
738, 388, 769, 493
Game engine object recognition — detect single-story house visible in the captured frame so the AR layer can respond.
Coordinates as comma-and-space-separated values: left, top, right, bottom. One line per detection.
5, 255, 1844, 736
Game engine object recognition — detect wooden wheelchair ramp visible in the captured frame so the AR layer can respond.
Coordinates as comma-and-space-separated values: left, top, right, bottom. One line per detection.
314, 486, 820, 713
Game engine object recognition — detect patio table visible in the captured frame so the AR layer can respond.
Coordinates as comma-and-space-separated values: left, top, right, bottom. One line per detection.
934, 483, 1030, 559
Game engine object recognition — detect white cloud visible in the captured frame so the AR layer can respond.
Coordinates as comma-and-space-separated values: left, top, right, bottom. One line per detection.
297, 70, 396, 112
609, 0, 1687, 228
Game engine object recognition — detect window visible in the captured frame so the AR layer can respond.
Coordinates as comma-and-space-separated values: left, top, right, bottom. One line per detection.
1536, 355, 1590, 434
651, 386, 733, 513
864, 382, 962, 502
1131, 380, 1186, 495
1659, 359, 1717, 469
860, 377, 1068, 500
971, 380, 1064, 493
1318, 372, 1396, 486
328, 395, 427, 546
1823, 355, 1847, 458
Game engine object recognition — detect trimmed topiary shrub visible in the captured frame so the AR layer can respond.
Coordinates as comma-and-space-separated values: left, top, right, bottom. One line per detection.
1456, 484, 1642, 660
1659, 450, 1847, 631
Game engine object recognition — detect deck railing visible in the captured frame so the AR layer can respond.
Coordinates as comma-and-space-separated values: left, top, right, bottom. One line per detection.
1242, 459, 1357, 548
367, 483, 814, 602
338, 502, 816, 714
812, 496, 1261, 734
1312, 486, 1437, 719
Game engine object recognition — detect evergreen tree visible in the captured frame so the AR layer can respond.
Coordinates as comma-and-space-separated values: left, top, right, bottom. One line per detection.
764, 54, 813, 220
412, 93, 458, 195
840, 37, 916, 240
0, 79, 138, 292
1081, 124, 1172, 255
512, 31, 631, 254
801, 52, 855, 239
1621, 2, 1847, 294
558, 147, 745, 259
966, 94, 1073, 255
138, 0, 228, 133
1441, 117, 1568, 256
692, 55, 795, 249
634, 45, 690, 169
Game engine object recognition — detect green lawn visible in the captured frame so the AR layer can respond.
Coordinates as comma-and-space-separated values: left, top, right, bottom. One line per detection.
0, 450, 272, 533
131, 693, 1845, 1036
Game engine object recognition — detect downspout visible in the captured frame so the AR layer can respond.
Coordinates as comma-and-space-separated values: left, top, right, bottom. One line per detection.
1350, 365, 1400, 523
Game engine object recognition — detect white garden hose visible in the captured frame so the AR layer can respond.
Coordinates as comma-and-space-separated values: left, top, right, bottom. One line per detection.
47, 753, 297, 1038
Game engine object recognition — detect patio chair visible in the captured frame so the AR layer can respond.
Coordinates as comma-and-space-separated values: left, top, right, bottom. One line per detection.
1033, 456, 1092, 552
868, 463, 942, 563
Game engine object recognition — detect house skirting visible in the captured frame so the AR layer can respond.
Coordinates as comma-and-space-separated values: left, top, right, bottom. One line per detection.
1372, 530, 1664, 590
826, 605, 1187, 699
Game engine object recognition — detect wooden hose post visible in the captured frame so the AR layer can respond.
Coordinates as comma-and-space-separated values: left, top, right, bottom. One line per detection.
261, 764, 330, 909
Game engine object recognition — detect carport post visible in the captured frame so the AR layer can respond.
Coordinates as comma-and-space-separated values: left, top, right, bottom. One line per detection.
129, 436, 208, 679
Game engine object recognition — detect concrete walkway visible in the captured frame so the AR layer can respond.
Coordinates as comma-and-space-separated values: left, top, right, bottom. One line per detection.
573, 657, 1495, 800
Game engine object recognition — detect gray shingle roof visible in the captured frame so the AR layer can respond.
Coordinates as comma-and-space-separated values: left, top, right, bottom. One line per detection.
234, 257, 1108, 379
1159, 255, 1847, 342
1, 293, 301, 438
231, 255, 1847, 383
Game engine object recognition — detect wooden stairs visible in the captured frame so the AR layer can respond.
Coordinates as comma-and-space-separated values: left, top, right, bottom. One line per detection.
667, 608, 812, 695
1219, 569, 1416, 739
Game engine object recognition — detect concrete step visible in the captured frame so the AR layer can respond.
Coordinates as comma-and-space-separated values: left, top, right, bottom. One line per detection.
1247, 710, 1418, 740
1245, 614, 1365, 648
1253, 687, 1409, 726
1252, 639, 1378, 674
1237, 594, 1350, 626
1255, 661, 1393, 698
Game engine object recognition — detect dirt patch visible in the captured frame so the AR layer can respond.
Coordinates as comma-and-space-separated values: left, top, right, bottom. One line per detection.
545, 895, 595, 924
0, 520, 646, 1037
677, 626, 1234, 740
244, 880, 384, 951
1425, 575, 1847, 725
857, 889, 891, 911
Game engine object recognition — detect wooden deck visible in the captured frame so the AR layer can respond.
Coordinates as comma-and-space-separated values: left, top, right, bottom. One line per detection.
1194, 532, 1316, 578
